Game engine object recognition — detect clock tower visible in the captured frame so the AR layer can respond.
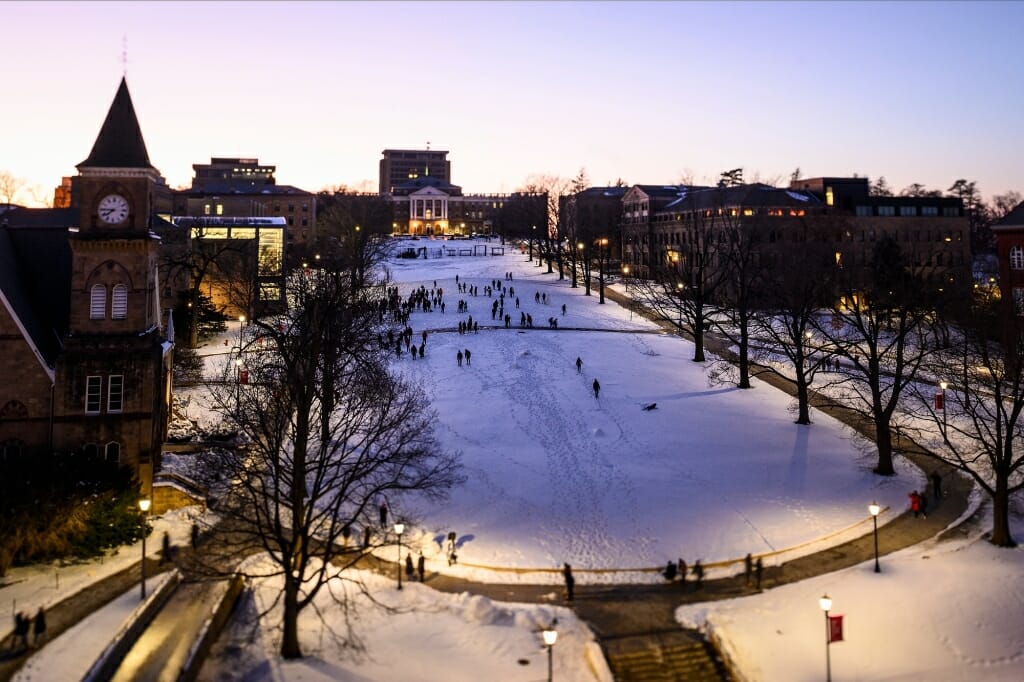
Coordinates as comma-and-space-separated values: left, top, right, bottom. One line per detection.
54, 77, 173, 494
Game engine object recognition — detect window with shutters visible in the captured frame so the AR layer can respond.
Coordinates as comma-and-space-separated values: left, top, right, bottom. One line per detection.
1010, 246, 1024, 270
112, 284, 128, 319
90, 284, 107, 319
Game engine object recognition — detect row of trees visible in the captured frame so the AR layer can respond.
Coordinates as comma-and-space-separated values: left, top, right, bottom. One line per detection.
626, 200, 1023, 547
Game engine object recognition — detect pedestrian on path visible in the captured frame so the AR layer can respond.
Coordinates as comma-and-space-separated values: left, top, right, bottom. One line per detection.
417, 554, 426, 582
693, 560, 705, 590
363, 526, 371, 550
744, 553, 753, 586
457, 350, 463, 367
405, 554, 415, 581
663, 560, 677, 581
465, 348, 471, 366
563, 562, 575, 602
191, 522, 200, 550
14, 611, 30, 652
920, 492, 929, 519
32, 607, 46, 648
678, 559, 687, 590
909, 490, 922, 518
576, 356, 582, 373
593, 378, 601, 399
380, 501, 388, 528
755, 557, 764, 590
931, 471, 943, 499
161, 531, 172, 565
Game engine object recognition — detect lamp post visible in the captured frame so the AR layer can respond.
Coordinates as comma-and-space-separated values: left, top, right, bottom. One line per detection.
819, 594, 833, 682
939, 380, 948, 432
542, 623, 558, 682
394, 522, 405, 590
869, 501, 881, 573
571, 241, 579, 288
238, 314, 246, 349
578, 242, 589, 295
622, 266, 632, 320
235, 358, 243, 413
529, 225, 536, 261
598, 238, 608, 304
139, 498, 151, 599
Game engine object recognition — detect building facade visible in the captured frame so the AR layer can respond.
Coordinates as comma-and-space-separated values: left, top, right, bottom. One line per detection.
379, 148, 451, 194
0, 78, 173, 492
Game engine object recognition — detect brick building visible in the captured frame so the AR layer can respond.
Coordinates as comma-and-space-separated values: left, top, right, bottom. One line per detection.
0, 78, 173, 493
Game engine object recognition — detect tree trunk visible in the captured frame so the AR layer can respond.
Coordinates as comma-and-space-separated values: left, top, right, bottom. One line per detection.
737, 316, 750, 389
990, 478, 1016, 547
873, 416, 895, 475
693, 325, 705, 363
795, 372, 811, 425
281, 574, 303, 658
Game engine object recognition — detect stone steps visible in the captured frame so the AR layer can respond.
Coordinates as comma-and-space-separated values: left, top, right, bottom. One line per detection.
605, 636, 727, 682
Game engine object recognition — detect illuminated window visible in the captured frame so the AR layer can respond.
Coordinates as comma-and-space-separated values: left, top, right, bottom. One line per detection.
111, 284, 128, 319
216, 204, 224, 215
204, 204, 211, 215
1010, 246, 1024, 270
90, 284, 107, 319
825, 187, 834, 206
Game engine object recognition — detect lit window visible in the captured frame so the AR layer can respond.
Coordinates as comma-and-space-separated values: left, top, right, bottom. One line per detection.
112, 284, 128, 319
204, 204, 211, 215
825, 187, 834, 206
216, 204, 224, 215
86, 376, 102, 414
90, 285, 107, 319
1010, 246, 1024, 270
108, 375, 124, 413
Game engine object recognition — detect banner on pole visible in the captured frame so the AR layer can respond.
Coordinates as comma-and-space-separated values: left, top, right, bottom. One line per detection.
829, 614, 844, 643
934, 392, 944, 410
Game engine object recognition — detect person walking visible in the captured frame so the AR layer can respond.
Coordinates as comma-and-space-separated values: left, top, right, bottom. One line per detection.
379, 501, 388, 528
562, 562, 575, 602
32, 607, 46, 648
593, 378, 601, 399
417, 554, 426, 582
191, 522, 200, 550
465, 349, 471, 366
693, 560, 705, 590
576, 356, 583, 374
755, 557, 764, 590
931, 471, 943, 499
405, 554, 415, 581
457, 350, 463, 367
909, 490, 922, 518
663, 560, 677, 581
678, 559, 687, 590
744, 553, 753, 586
161, 531, 172, 565
14, 612, 30, 652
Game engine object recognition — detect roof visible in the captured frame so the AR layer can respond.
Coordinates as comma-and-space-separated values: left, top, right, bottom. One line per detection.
662, 184, 822, 212
0, 222, 72, 366
180, 182, 313, 196
78, 78, 154, 170
994, 201, 1024, 229
391, 176, 463, 195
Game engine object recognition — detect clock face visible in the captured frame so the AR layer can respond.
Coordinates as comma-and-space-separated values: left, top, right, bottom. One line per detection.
98, 194, 130, 225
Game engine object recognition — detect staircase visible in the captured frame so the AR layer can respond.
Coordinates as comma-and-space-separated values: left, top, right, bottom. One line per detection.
603, 632, 729, 682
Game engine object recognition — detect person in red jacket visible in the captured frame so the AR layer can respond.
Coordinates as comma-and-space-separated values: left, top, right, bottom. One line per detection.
909, 490, 922, 518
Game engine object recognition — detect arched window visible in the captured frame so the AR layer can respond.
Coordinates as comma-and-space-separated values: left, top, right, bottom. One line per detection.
1010, 246, 1024, 270
112, 284, 128, 319
90, 284, 107, 319
0, 400, 28, 419
105, 442, 121, 464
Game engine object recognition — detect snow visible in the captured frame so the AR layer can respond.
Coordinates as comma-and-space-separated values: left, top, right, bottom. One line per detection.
786, 190, 811, 202
5, 236, 1022, 682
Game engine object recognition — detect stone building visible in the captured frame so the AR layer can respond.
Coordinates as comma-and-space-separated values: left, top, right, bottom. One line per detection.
0, 78, 173, 493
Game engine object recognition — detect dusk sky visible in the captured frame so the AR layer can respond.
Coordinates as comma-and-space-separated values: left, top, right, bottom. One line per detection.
2, 1, 1021, 205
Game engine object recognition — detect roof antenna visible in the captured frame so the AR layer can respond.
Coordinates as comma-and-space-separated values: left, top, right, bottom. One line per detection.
121, 34, 129, 77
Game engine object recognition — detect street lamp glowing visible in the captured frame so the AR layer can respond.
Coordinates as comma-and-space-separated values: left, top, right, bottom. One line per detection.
542, 624, 558, 682
139, 498, 150, 599
819, 594, 833, 681
939, 380, 948, 390
542, 628, 558, 646
139, 498, 151, 513
394, 522, 405, 535
869, 502, 880, 517
819, 594, 832, 611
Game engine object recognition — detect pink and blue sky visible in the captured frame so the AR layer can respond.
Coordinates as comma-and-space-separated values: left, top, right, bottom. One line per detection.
1, 1, 1020, 204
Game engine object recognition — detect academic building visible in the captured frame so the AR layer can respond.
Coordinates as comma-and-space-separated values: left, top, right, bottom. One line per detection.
0, 78, 174, 492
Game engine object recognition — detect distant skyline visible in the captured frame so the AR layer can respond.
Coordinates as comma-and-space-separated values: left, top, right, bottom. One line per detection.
1, 1, 1021, 206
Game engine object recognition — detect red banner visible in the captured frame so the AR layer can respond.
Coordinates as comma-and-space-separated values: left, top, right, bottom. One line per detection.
239, 369, 249, 385
829, 614, 844, 643
934, 392, 944, 410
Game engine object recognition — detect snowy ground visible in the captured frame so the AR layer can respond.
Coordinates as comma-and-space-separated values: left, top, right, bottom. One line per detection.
8, 237, 1020, 682
677, 502, 1024, 682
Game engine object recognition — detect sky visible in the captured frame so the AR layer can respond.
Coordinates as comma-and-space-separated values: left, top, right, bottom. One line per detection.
6, 242, 1022, 681
2, 2, 1022, 203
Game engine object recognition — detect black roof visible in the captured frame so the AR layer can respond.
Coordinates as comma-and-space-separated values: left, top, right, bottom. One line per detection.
179, 183, 313, 196
78, 78, 154, 170
0, 219, 72, 366
995, 201, 1024, 228
663, 184, 822, 212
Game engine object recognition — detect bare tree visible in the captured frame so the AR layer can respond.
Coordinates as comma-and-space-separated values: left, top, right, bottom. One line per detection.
751, 231, 837, 424
0, 170, 26, 207
812, 236, 938, 475
907, 291, 1024, 546
200, 263, 462, 658
992, 191, 1023, 221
